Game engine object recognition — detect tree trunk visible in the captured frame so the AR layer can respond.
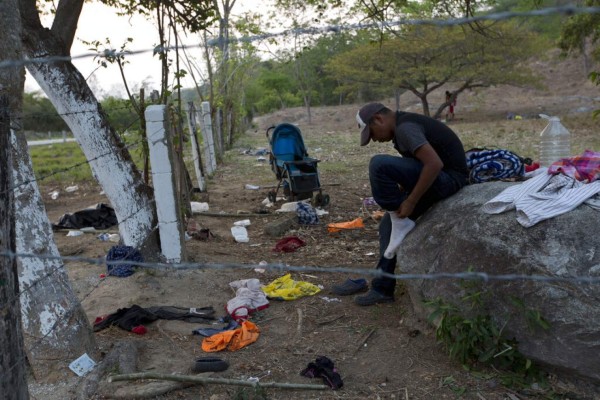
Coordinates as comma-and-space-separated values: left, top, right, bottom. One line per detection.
419, 95, 430, 117
0, 1, 30, 396
0, 99, 30, 399
394, 88, 402, 111
11, 130, 98, 381
304, 95, 312, 125
20, 4, 159, 253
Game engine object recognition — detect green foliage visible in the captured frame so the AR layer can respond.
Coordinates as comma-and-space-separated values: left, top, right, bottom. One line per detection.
22, 92, 69, 133
100, 96, 140, 133
592, 71, 600, 118
558, 0, 600, 118
325, 22, 548, 116
425, 282, 549, 388
558, 0, 600, 54
490, 0, 569, 40
99, 0, 215, 33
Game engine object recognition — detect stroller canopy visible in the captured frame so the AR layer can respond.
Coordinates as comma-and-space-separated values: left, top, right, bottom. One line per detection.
269, 123, 308, 163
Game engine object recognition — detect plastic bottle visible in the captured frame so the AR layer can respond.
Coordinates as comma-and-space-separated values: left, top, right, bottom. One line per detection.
539, 114, 571, 167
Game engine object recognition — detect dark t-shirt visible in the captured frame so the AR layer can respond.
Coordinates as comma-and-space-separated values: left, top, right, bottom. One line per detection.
392, 111, 468, 183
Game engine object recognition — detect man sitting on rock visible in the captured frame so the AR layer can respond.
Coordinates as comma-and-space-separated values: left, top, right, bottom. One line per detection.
332, 102, 469, 306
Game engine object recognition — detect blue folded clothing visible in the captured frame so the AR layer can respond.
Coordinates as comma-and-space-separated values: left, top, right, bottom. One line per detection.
192, 320, 239, 337
466, 149, 524, 183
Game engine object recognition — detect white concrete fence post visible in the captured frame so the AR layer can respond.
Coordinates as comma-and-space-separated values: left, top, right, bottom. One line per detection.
186, 102, 206, 192
144, 105, 186, 263
200, 101, 217, 175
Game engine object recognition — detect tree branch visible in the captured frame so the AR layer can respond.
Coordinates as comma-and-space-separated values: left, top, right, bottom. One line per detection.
51, 0, 84, 52
108, 372, 329, 390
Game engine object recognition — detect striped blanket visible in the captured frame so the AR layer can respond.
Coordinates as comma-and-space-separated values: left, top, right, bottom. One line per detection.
466, 149, 525, 183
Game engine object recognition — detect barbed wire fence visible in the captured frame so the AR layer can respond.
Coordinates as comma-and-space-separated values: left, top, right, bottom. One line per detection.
1, 3, 599, 382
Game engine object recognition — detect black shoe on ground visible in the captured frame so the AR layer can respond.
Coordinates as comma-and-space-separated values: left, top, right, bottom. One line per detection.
191, 357, 229, 373
354, 289, 394, 306
331, 278, 368, 296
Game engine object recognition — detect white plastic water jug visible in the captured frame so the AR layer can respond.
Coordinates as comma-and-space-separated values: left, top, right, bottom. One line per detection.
539, 114, 571, 167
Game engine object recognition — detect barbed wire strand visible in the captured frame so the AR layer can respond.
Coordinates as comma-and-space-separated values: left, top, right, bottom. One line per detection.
0, 5, 598, 70
16, 105, 139, 121
1, 2, 598, 382
3, 118, 144, 196
3, 269, 108, 377
3, 250, 600, 285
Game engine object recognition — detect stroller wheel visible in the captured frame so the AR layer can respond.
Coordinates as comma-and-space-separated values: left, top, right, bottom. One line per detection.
268, 190, 277, 203
315, 193, 329, 207
315, 193, 323, 206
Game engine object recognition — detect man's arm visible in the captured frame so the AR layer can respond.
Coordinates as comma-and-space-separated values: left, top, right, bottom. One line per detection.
398, 143, 443, 218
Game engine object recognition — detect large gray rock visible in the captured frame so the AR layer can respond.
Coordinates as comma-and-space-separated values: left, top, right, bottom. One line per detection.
398, 181, 600, 382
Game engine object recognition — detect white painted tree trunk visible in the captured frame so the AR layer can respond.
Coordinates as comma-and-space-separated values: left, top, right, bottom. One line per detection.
27, 66, 156, 248
21, 33, 158, 251
11, 131, 97, 381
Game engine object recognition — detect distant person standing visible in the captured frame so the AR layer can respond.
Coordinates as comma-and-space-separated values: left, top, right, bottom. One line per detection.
445, 91, 456, 121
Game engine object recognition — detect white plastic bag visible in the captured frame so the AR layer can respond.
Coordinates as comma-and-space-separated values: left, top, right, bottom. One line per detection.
231, 226, 249, 243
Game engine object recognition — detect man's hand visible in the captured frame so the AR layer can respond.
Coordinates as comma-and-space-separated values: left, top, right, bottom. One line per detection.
400, 143, 444, 218
398, 198, 416, 218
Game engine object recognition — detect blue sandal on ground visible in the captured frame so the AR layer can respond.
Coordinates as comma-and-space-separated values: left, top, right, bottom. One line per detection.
354, 289, 394, 306
331, 278, 368, 296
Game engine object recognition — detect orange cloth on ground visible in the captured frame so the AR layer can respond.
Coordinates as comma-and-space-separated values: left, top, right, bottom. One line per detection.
327, 217, 365, 233
201, 320, 260, 352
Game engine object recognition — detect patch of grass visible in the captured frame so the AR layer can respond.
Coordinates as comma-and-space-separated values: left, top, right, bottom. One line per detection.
29, 142, 93, 183
425, 279, 550, 390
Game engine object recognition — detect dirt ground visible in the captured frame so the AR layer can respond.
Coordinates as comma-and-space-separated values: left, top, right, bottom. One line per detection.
27, 53, 600, 400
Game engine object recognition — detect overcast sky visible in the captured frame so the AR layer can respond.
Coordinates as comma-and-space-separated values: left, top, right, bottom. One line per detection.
24, 1, 345, 98
26, 3, 168, 96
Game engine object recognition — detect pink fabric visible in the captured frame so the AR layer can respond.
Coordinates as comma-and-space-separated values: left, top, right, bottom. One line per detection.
548, 150, 600, 182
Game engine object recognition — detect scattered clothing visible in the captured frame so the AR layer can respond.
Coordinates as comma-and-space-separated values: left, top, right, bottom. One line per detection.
273, 236, 306, 253
262, 273, 321, 300
93, 306, 152, 334
525, 162, 541, 173
106, 245, 143, 277
52, 203, 118, 230
300, 356, 343, 390
193, 319, 239, 337
548, 150, 600, 182
226, 279, 269, 321
145, 306, 216, 322
482, 170, 600, 227
94, 305, 215, 334
466, 149, 525, 183
297, 202, 319, 225
201, 320, 260, 352
327, 217, 365, 233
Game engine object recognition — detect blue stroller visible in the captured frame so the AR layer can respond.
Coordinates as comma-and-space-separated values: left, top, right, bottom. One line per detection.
266, 123, 329, 206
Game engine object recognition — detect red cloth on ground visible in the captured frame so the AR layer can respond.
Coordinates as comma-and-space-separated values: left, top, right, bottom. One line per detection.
273, 236, 306, 253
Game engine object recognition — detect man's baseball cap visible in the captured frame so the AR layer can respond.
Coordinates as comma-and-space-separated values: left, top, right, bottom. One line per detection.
356, 102, 385, 146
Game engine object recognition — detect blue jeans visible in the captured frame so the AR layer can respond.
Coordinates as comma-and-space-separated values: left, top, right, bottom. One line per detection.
369, 154, 466, 296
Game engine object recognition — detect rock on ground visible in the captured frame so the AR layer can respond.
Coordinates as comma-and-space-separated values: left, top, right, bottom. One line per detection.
398, 181, 600, 382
